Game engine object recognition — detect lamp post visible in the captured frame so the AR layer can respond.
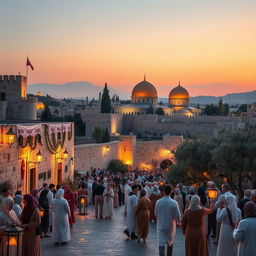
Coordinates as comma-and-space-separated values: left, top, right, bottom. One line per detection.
5, 127, 15, 146
1, 226, 23, 256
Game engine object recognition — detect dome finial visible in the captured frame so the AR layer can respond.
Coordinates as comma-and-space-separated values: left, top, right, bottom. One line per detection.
178, 80, 181, 86
144, 73, 146, 81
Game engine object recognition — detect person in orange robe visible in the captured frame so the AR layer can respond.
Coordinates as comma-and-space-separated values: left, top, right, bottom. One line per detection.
135, 189, 151, 243
149, 185, 161, 223
183, 195, 214, 256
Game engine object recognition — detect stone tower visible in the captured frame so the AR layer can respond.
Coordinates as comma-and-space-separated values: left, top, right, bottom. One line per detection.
0, 75, 37, 120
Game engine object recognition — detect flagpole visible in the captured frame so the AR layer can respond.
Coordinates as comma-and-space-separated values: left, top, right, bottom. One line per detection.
26, 56, 28, 83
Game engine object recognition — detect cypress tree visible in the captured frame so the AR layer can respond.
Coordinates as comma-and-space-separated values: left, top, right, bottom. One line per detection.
101, 83, 111, 113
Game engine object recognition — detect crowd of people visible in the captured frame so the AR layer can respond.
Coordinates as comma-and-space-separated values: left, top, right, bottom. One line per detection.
0, 168, 256, 256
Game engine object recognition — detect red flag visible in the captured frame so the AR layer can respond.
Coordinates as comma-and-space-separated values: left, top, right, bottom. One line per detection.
26, 57, 34, 70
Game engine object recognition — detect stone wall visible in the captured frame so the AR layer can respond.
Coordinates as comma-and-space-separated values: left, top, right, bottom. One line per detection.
75, 141, 119, 171
74, 135, 183, 172
135, 136, 183, 169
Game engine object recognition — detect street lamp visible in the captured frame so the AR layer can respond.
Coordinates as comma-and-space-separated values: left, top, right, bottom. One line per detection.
5, 127, 15, 146
36, 151, 43, 163
2, 226, 23, 256
63, 149, 68, 159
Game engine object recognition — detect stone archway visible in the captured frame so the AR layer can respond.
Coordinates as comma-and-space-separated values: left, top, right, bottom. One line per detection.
160, 159, 173, 170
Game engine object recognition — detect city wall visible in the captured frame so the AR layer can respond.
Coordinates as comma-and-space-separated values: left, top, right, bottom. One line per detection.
74, 135, 183, 172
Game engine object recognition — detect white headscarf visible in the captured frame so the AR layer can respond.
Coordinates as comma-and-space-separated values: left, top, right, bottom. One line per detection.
188, 195, 202, 211
153, 185, 160, 195
1, 197, 20, 225
175, 188, 181, 195
225, 195, 241, 225
56, 189, 64, 199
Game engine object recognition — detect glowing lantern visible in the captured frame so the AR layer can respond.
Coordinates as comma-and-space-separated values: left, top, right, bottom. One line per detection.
105, 145, 110, 152
79, 196, 87, 215
39, 208, 44, 217
63, 150, 68, 159
207, 189, 218, 199
5, 128, 15, 145
36, 151, 42, 163
2, 226, 23, 256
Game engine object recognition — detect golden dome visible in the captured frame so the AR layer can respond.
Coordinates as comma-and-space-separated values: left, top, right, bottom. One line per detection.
169, 82, 189, 99
36, 91, 43, 96
132, 80, 157, 98
36, 101, 45, 110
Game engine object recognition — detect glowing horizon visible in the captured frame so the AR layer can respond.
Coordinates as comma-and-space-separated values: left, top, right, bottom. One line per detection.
0, 0, 255, 97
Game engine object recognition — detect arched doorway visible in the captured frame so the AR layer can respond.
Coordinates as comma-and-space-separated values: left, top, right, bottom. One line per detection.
160, 159, 173, 170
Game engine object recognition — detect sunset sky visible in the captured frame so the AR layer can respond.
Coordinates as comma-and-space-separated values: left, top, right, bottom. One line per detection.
0, 0, 256, 97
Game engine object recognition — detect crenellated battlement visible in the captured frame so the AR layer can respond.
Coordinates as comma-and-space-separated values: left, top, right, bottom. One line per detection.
0, 75, 26, 83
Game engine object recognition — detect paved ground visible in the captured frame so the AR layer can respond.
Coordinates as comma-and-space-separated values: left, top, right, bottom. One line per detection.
41, 206, 217, 256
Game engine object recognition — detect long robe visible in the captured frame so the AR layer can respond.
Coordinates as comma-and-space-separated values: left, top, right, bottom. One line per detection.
127, 194, 138, 233
124, 184, 132, 212
183, 208, 213, 256
149, 193, 161, 221
22, 208, 41, 256
135, 196, 150, 239
113, 186, 119, 208
233, 217, 256, 256
103, 188, 114, 217
216, 207, 241, 256
174, 194, 184, 218
52, 197, 71, 243
155, 196, 181, 247
64, 190, 76, 225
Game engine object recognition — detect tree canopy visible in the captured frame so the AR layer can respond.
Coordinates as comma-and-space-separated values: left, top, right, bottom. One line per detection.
167, 125, 256, 191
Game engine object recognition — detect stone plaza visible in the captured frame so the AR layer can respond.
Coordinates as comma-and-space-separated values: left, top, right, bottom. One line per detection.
41, 206, 217, 256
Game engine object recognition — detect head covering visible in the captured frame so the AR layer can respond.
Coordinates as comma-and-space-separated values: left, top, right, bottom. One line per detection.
21, 194, 37, 224
225, 195, 240, 224
182, 186, 187, 194
56, 189, 64, 199
188, 195, 202, 211
1, 197, 20, 225
244, 201, 256, 218
189, 186, 195, 193
31, 189, 38, 197
175, 188, 181, 195
140, 189, 147, 198
63, 185, 71, 192
153, 185, 160, 195
14, 195, 23, 205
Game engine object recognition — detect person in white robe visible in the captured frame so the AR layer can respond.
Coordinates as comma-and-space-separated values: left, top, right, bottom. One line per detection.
88, 179, 93, 204
52, 189, 71, 245
124, 181, 132, 214
233, 201, 256, 256
124, 185, 138, 239
216, 195, 241, 256
155, 184, 181, 256
174, 188, 184, 219
103, 184, 114, 218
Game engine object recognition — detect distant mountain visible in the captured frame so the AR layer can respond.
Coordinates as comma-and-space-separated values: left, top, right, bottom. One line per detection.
159, 90, 256, 105
28, 81, 127, 99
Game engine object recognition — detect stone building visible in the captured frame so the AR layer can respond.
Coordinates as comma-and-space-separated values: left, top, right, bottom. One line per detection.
0, 75, 37, 121
0, 122, 74, 193
75, 135, 183, 172
115, 79, 201, 117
